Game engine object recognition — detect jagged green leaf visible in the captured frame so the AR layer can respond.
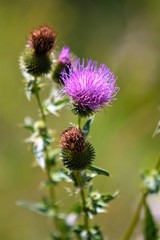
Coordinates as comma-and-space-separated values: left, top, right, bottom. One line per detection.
51, 170, 72, 184
88, 165, 110, 176
32, 136, 46, 169
51, 213, 76, 240
83, 116, 94, 136
153, 121, 160, 137
16, 200, 54, 216
86, 190, 118, 218
74, 225, 104, 240
25, 79, 36, 101
47, 100, 67, 116
144, 201, 159, 240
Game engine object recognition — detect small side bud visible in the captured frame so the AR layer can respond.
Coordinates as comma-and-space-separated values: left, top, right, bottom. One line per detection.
52, 46, 72, 84
60, 126, 95, 171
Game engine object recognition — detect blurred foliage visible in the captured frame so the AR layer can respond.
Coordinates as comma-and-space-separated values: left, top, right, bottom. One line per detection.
0, 0, 159, 239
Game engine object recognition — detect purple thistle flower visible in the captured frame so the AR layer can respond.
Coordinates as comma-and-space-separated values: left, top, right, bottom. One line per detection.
58, 46, 71, 65
61, 59, 119, 117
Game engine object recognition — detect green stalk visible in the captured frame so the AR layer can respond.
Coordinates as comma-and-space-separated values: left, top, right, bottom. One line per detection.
121, 153, 160, 240
34, 80, 59, 228
34, 81, 55, 202
153, 154, 160, 170
78, 116, 82, 129
76, 117, 90, 231
121, 193, 147, 240
34, 85, 46, 124
74, 170, 89, 231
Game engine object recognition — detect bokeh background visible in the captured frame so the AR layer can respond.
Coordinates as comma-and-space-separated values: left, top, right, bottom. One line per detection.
0, 0, 159, 239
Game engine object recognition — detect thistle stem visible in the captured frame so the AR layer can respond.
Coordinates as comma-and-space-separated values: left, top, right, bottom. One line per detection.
34, 86, 46, 124
78, 117, 81, 129
34, 80, 58, 226
153, 154, 160, 170
121, 193, 147, 240
121, 153, 160, 240
34, 82, 55, 200
74, 170, 89, 231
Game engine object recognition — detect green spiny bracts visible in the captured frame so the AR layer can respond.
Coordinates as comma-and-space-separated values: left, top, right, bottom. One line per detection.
70, 103, 94, 118
20, 48, 52, 77
60, 126, 95, 170
52, 61, 70, 84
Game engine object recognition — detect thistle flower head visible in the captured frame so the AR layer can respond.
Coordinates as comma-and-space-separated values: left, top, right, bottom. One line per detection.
28, 25, 56, 55
60, 126, 95, 170
61, 59, 119, 117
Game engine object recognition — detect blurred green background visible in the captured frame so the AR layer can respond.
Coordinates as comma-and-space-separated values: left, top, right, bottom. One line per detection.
0, 0, 159, 239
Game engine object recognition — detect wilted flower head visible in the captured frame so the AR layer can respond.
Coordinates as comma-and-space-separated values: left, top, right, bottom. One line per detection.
28, 25, 56, 55
61, 59, 119, 117
60, 126, 95, 170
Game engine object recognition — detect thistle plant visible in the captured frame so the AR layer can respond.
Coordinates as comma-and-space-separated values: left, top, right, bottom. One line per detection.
18, 24, 160, 240
58, 58, 119, 239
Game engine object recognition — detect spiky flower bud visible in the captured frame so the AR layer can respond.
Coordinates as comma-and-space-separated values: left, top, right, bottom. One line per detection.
28, 25, 56, 55
20, 48, 52, 77
20, 25, 56, 77
60, 126, 95, 170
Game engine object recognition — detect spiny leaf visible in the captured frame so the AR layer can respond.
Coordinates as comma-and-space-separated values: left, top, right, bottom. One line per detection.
23, 117, 34, 132
16, 200, 54, 216
153, 121, 160, 137
83, 116, 94, 136
47, 100, 67, 116
75, 225, 104, 240
51, 171, 72, 184
144, 201, 159, 240
25, 79, 36, 101
88, 165, 110, 177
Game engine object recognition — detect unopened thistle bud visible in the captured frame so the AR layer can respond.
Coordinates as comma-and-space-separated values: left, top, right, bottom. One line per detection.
60, 126, 95, 170
20, 25, 56, 77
